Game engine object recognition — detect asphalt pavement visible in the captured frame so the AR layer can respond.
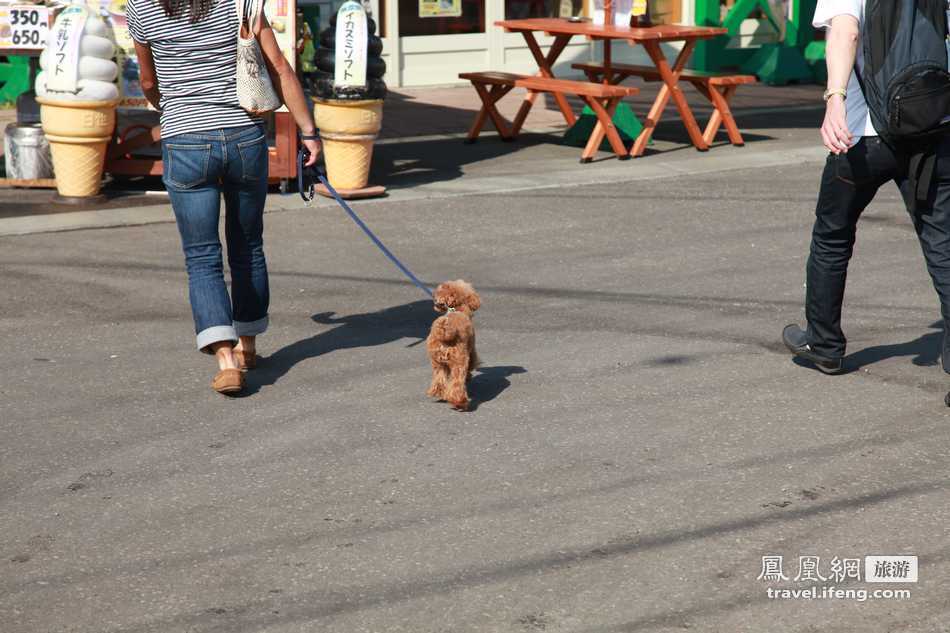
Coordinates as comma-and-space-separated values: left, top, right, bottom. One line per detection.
3, 139, 950, 632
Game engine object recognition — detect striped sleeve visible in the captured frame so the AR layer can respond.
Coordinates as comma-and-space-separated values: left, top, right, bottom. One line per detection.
239, 0, 262, 29
126, 0, 260, 138
125, 0, 147, 44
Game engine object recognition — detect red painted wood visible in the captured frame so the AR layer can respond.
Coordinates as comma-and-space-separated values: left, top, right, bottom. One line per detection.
573, 62, 758, 85
494, 18, 726, 42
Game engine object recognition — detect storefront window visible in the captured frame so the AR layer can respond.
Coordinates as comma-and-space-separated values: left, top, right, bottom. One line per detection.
398, 0, 485, 36
299, 0, 386, 37
505, 0, 583, 19
372, 0, 386, 37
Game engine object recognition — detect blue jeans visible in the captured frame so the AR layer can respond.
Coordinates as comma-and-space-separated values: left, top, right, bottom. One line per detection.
163, 124, 270, 353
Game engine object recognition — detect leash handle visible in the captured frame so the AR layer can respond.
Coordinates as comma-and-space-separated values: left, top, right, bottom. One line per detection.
298, 147, 316, 204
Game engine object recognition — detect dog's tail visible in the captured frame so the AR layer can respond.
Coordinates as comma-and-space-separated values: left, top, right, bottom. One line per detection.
431, 315, 459, 343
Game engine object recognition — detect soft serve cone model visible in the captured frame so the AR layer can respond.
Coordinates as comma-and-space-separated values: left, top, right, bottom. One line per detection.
313, 97, 382, 190
311, 2, 386, 197
36, 4, 119, 199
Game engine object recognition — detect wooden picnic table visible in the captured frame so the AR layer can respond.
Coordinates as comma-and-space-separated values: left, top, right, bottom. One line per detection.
495, 18, 727, 157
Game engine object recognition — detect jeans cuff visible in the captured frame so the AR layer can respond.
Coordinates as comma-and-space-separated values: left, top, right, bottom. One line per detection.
197, 325, 238, 354
234, 315, 268, 337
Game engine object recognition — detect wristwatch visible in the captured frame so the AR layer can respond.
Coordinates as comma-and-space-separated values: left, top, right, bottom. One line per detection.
823, 88, 847, 102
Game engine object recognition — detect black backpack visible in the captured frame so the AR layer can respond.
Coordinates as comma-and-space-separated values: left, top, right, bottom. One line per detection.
857, 0, 950, 206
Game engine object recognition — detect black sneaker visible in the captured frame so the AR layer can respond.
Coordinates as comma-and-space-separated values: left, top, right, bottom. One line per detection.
782, 324, 844, 374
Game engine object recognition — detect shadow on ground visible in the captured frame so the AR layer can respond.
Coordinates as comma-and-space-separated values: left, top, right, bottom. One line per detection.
370, 102, 823, 190
243, 299, 526, 407
0, 181, 167, 219
468, 365, 528, 411
244, 300, 434, 394
846, 320, 945, 372
100, 479, 947, 633
791, 320, 945, 374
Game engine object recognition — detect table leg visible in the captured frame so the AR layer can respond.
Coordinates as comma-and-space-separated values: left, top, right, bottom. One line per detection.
469, 83, 515, 141
582, 68, 601, 83
630, 39, 707, 157
612, 71, 633, 86
580, 96, 625, 161
517, 32, 577, 127
512, 92, 539, 136
708, 84, 743, 146
582, 69, 632, 85
691, 82, 742, 146
702, 107, 723, 145
689, 81, 720, 144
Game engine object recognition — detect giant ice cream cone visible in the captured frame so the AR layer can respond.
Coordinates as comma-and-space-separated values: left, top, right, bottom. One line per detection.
314, 98, 383, 191
36, 4, 121, 200
37, 97, 118, 199
310, 2, 388, 198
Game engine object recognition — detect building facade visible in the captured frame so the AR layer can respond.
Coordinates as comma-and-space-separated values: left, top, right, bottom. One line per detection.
304, 0, 694, 87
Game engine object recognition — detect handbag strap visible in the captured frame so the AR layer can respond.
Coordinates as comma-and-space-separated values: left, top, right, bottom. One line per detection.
236, 0, 264, 38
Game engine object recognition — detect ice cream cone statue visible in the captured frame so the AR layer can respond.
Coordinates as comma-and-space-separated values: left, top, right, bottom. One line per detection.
36, 3, 119, 200
313, 97, 382, 190
312, 1, 387, 197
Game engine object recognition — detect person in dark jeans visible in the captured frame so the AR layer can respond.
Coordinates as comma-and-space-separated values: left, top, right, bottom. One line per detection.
128, 0, 321, 394
783, 3, 950, 379
786, 137, 950, 373
162, 124, 271, 355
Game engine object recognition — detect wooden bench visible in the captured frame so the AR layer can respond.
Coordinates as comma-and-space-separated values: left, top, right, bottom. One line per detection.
459, 71, 640, 161
572, 62, 757, 147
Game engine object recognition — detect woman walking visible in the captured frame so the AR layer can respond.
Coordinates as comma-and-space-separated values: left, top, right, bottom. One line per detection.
127, 0, 320, 394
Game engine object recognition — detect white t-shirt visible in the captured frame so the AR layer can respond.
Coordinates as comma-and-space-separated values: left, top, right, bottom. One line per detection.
813, 0, 877, 138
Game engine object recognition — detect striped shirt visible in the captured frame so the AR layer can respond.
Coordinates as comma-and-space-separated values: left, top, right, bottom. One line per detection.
126, 0, 260, 138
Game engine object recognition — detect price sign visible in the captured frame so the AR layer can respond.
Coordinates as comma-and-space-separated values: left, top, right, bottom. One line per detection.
0, 5, 50, 51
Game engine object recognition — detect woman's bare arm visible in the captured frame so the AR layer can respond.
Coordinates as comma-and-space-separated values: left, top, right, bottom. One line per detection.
257, 15, 321, 164
133, 41, 161, 110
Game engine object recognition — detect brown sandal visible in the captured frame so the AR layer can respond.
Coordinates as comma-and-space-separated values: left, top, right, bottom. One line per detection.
233, 349, 258, 371
212, 368, 245, 394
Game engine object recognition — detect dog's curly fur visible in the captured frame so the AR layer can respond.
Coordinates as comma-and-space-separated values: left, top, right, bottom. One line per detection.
426, 280, 481, 411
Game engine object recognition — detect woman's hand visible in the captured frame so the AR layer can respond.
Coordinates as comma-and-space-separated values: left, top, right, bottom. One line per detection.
302, 137, 322, 166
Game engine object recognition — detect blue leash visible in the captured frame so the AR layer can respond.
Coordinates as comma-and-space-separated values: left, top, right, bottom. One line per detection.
298, 148, 433, 298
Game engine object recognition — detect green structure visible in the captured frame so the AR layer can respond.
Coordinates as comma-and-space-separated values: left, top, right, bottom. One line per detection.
804, 38, 827, 83
692, 0, 822, 85
0, 56, 32, 104
562, 102, 646, 152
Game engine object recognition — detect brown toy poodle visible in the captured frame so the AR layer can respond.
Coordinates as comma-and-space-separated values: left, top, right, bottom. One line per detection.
426, 280, 481, 411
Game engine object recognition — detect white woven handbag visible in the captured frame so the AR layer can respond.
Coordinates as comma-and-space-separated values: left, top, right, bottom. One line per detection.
236, 0, 281, 114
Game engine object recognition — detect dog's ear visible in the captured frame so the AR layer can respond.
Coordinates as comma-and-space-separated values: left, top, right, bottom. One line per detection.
466, 290, 481, 313
432, 284, 447, 311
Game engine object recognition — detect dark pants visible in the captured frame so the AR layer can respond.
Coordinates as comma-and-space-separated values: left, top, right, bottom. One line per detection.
806, 136, 950, 371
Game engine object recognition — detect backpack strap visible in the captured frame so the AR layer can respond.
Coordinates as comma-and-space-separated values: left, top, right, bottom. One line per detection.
908, 145, 938, 211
